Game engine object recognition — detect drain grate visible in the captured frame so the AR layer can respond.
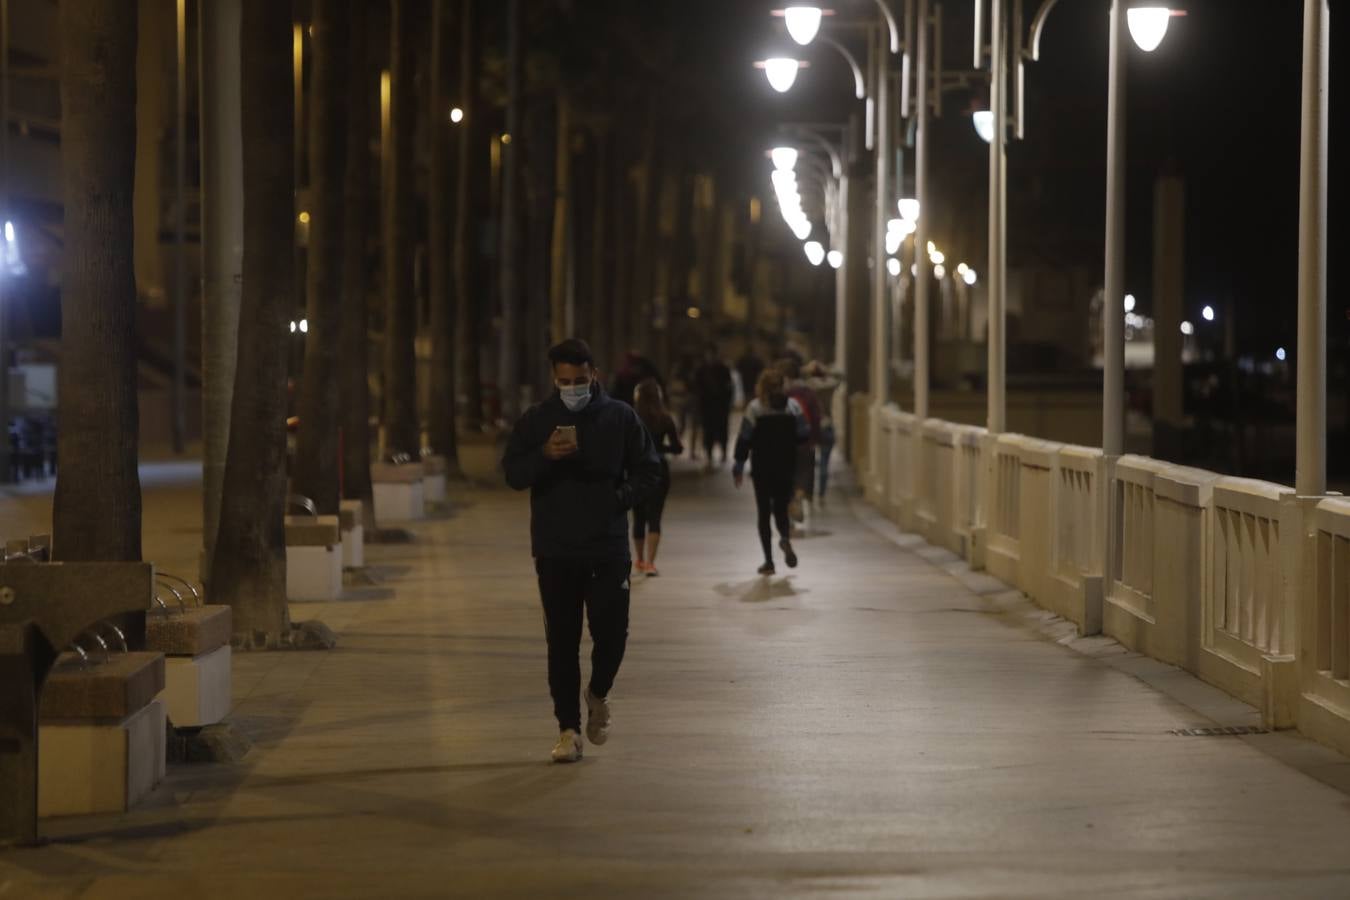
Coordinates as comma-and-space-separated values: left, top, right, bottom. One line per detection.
1171, 725, 1269, 737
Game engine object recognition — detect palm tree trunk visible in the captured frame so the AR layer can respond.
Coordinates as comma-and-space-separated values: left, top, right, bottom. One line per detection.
210, 0, 294, 647
453, 0, 484, 432
294, 0, 347, 514
427, 0, 459, 461
586, 129, 611, 362
548, 96, 571, 345
629, 99, 661, 357
340, 0, 375, 529
382, 0, 420, 457
496, 0, 523, 421
54, 0, 141, 563
524, 98, 556, 399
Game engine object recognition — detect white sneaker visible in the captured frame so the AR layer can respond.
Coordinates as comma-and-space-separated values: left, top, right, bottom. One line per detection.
585, 687, 611, 746
551, 729, 583, 763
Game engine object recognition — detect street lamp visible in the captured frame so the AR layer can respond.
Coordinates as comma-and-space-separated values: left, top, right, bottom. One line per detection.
761, 57, 804, 92
828, 249, 844, 269
972, 109, 995, 144
771, 146, 799, 171
805, 240, 826, 266
784, 5, 825, 45
887, 258, 902, 277
1126, 7, 1176, 52
898, 198, 920, 223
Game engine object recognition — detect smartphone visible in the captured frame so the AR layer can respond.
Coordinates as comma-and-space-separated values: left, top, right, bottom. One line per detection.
555, 425, 578, 447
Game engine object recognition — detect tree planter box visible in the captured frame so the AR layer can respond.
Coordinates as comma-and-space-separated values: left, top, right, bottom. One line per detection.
339, 499, 364, 568
372, 462, 425, 522
285, 516, 342, 602
147, 606, 233, 729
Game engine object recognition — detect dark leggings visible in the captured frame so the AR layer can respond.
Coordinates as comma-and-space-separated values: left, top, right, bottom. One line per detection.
753, 477, 793, 563
633, 476, 669, 538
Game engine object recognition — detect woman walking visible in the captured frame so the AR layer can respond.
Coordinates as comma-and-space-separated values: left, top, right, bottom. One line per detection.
733, 370, 808, 576
632, 378, 683, 576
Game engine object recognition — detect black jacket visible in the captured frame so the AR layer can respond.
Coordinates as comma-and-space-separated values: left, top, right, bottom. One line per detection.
503, 384, 662, 559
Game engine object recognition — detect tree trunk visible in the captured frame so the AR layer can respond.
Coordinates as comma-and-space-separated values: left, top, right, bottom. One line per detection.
293, 0, 347, 514
496, 0, 523, 421
54, 0, 142, 563
210, 0, 294, 647
382, 0, 420, 457
629, 99, 662, 357
523, 98, 556, 400
340, 0, 375, 529
668, 168, 695, 363
453, 0, 484, 432
548, 96, 571, 345
427, 0, 458, 461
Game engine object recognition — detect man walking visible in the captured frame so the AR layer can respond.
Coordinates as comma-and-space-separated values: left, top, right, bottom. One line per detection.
503, 339, 662, 762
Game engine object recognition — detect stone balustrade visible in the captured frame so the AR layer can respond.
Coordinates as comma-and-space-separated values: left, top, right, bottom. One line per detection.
852, 404, 1350, 756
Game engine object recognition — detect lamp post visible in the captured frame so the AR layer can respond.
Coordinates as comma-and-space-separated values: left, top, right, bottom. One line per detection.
1296, 0, 1328, 497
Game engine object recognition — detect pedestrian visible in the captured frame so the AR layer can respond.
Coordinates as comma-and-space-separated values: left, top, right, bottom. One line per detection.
693, 344, 734, 471
502, 338, 663, 763
632, 377, 683, 576
804, 361, 842, 505
609, 350, 662, 408
780, 357, 823, 531
733, 369, 808, 576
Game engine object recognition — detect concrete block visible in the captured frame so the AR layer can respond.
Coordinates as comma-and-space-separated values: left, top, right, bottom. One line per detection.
423, 473, 447, 506
284, 515, 341, 547
146, 605, 231, 656
374, 480, 425, 522
287, 544, 343, 602
161, 645, 232, 728
40, 652, 166, 721
339, 500, 365, 568
371, 461, 425, 483
39, 699, 167, 818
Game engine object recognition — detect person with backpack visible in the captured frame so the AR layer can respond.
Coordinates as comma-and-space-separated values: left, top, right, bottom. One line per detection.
733, 370, 809, 576
632, 377, 683, 576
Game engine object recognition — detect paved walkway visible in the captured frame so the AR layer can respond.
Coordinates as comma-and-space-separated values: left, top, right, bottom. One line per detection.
6, 459, 1350, 898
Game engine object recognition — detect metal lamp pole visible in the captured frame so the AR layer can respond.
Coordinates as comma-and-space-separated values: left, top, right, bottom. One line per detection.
1296, 0, 1328, 497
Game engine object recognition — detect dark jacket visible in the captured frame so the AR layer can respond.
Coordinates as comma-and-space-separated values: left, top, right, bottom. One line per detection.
503, 383, 662, 559
733, 397, 809, 485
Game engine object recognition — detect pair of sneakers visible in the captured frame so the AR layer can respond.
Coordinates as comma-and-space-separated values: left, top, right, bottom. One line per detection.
551, 687, 611, 763
756, 539, 799, 576
635, 561, 660, 577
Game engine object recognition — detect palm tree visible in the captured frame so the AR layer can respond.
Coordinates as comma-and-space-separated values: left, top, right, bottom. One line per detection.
426, 0, 459, 463
210, 0, 295, 647
382, 0, 420, 458
453, 0, 485, 433
340, 0, 375, 529
53, 0, 142, 564
497, 0, 523, 421
294, 0, 348, 514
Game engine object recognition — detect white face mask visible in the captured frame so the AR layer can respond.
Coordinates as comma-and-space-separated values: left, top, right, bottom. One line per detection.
558, 382, 592, 412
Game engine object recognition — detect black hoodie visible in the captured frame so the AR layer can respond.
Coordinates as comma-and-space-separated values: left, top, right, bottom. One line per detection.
502, 383, 663, 559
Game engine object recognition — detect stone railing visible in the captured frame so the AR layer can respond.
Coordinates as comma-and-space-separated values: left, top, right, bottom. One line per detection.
851, 404, 1350, 757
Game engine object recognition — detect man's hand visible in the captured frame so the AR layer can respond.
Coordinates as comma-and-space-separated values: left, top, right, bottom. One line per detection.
543, 428, 579, 461
733, 471, 744, 489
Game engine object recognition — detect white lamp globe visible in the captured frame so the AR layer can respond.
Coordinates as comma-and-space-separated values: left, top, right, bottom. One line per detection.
972, 109, 995, 144
1124, 293, 1136, 312
771, 146, 799, 172
764, 58, 802, 93
887, 217, 903, 234
886, 257, 902, 277
784, 6, 824, 46
963, 268, 977, 285
827, 250, 843, 269
929, 249, 945, 266
898, 198, 920, 223
1202, 304, 1215, 322
1127, 8, 1172, 53
804, 240, 826, 266
934, 264, 946, 280
790, 218, 813, 241
885, 230, 902, 256
771, 169, 797, 193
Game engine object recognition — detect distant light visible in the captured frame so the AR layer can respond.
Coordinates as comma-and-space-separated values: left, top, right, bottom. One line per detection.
898, 198, 920, 223
934, 264, 946, 280
1276, 347, 1286, 362
1202, 305, 1215, 322
885, 230, 902, 256
804, 241, 826, 266
783, 6, 824, 45
790, 218, 812, 241
687, 306, 702, 319
911, 264, 918, 276
972, 109, 995, 144
887, 217, 903, 234
289, 320, 297, 333
1124, 293, 1136, 313
771, 169, 797, 195
297, 211, 311, 224
449, 107, 464, 124
887, 257, 902, 277
926, 240, 937, 255
299, 318, 309, 334
1127, 8, 1173, 53
771, 146, 799, 171
956, 262, 969, 275
827, 250, 843, 269
929, 250, 945, 266
1180, 321, 1194, 336
3, 221, 13, 243
963, 268, 977, 285
763, 58, 802, 93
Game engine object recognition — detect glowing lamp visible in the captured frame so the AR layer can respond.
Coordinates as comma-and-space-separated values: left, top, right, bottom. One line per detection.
1127, 8, 1173, 53
804, 240, 826, 266
763, 58, 802, 93
784, 6, 824, 46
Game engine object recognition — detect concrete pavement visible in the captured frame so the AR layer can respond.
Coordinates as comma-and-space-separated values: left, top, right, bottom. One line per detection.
4, 458, 1350, 898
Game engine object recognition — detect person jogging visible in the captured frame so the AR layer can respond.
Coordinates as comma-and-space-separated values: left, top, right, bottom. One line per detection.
502, 339, 662, 763
733, 369, 809, 576
632, 377, 683, 576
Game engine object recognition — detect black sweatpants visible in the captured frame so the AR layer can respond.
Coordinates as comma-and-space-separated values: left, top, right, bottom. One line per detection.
535, 556, 632, 733
753, 477, 793, 563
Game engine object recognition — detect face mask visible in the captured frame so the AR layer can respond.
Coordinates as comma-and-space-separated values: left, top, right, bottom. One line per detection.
559, 383, 591, 412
